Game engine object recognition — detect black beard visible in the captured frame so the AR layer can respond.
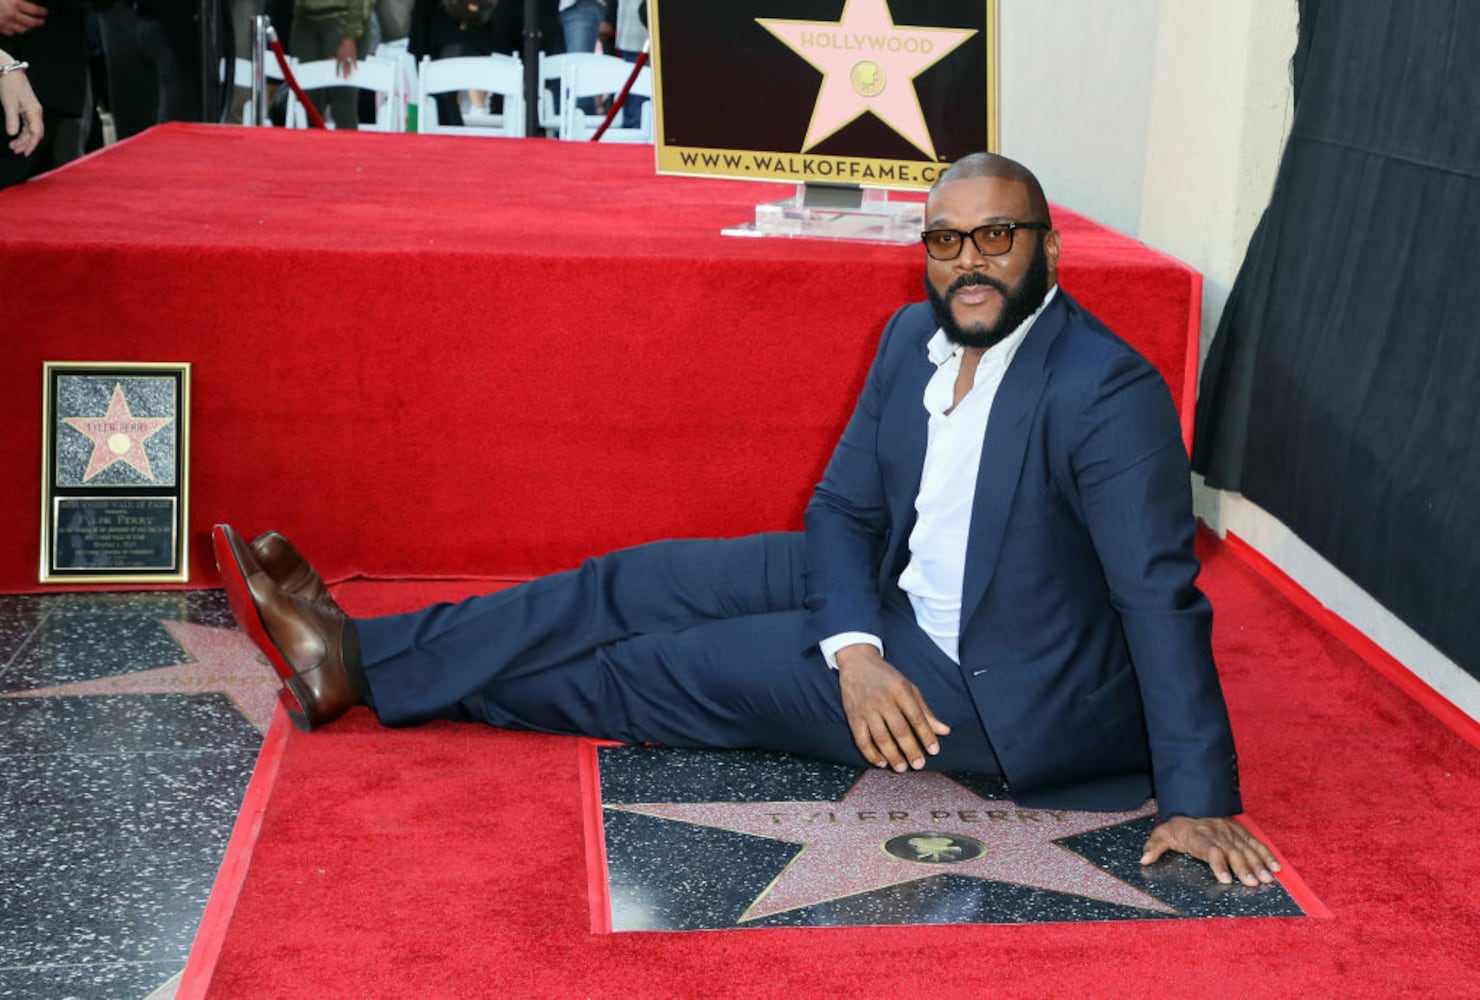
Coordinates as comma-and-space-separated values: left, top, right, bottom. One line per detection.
926, 240, 1051, 351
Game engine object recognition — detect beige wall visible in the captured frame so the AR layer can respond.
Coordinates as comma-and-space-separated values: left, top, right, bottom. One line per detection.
998, 0, 1478, 721
998, 0, 1160, 237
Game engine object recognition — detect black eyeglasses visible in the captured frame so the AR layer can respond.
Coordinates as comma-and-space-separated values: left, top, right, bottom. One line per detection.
920, 222, 1051, 261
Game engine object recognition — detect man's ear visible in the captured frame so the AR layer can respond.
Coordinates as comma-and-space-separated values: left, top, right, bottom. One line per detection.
1044, 228, 1062, 273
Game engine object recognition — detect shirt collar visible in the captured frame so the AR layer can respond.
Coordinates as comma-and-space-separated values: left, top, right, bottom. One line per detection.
926, 284, 1060, 368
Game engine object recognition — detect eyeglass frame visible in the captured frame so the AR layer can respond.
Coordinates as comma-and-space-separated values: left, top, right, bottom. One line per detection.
919, 221, 1053, 261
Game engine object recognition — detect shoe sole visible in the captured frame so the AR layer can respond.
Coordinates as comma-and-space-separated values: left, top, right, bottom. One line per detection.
212, 524, 313, 730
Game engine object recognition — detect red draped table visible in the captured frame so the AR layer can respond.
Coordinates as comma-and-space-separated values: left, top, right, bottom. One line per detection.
0, 124, 1198, 591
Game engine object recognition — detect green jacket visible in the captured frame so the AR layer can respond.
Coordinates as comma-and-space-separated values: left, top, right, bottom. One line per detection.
295, 0, 374, 41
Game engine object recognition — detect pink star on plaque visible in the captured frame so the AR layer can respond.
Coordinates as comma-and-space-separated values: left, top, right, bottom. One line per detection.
757, 0, 977, 159
63, 383, 173, 483
607, 769, 1175, 920
0, 620, 281, 733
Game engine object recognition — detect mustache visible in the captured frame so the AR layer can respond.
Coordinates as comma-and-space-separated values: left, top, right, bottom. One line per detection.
948, 273, 1007, 296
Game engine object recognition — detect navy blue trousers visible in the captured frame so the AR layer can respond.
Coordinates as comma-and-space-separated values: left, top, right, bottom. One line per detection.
357, 532, 1001, 773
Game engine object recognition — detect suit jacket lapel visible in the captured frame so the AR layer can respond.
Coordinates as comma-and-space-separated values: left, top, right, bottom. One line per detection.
897, 342, 934, 510
882, 327, 936, 578
959, 293, 1069, 626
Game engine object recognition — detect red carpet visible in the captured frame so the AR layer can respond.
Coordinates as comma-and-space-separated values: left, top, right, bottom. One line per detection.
183, 537, 1480, 998
20, 124, 1472, 993
2, 125, 1198, 593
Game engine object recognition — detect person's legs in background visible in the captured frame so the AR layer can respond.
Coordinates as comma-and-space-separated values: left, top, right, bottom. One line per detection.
97, 3, 158, 139
140, 6, 203, 125
619, 49, 645, 129
558, 0, 605, 114
558, 0, 603, 53
431, 40, 469, 127
288, 14, 360, 129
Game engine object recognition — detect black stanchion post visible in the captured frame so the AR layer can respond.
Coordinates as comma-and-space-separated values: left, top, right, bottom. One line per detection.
523, 0, 541, 136
199, 0, 223, 122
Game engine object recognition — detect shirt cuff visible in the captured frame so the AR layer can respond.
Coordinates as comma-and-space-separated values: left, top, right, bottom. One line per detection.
819, 632, 883, 670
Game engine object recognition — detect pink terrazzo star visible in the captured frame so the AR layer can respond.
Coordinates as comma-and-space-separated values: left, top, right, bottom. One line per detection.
0, 620, 281, 733
757, 0, 977, 159
62, 383, 174, 483
608, 769, 1175, 920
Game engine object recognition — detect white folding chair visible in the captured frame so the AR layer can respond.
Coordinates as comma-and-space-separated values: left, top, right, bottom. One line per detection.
415, 54, 526, 138
559, 56, 653, 143
285, 55, 402, 131
536, 51, 612, 135
374, 38, 420, 131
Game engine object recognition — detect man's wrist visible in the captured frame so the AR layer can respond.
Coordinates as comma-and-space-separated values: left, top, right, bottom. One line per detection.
820, 632, 882, 670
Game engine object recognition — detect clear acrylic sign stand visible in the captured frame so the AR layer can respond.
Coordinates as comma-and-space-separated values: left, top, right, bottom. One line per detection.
721, 183, 924, 246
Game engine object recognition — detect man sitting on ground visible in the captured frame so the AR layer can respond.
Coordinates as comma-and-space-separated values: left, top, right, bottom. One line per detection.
215, 152, 1281, 888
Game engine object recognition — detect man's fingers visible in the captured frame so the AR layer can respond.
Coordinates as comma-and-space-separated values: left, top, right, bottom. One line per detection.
850, 711, 904, 770
883, 712, 929, 771
898, 700, 939, 759
1251, 837, 1282, 873
1139, 829, 1171, 866
1229, 849, 1265, 887
904, 695, 949, 748
866, 713, 913, 772
1227, 843, 1277, 885
1145, 817, 1282, 887
1208, 822, 1280, 884
896, 686, 948, 755
848, 718, 887, 769
837, 653, 947, 771
1204, 845, 1235, 885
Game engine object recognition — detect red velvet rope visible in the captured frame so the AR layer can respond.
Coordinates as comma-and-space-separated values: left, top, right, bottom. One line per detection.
590, 50, 650, 142
267, 37, 327, 129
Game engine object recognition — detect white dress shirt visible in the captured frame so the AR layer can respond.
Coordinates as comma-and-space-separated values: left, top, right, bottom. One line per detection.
820, 286, 1058, 667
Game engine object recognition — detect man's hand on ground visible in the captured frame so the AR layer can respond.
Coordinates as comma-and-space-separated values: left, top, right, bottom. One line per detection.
1141, 815, 1281, 887
835, 644, 949, 772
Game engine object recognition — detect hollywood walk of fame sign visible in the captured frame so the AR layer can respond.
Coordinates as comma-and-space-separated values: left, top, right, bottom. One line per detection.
40, 363, 191, 583
593, 746, 1310, 931
650, 0, 996, 189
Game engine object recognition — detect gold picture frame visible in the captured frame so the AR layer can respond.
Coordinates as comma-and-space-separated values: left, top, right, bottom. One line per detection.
39, 362, 192, 584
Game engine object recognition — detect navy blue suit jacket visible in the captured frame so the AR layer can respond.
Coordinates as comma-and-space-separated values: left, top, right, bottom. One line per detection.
803, 291, 1241, 817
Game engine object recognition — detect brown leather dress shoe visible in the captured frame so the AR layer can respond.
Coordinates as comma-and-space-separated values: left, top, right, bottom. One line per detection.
250, 530, 332, 607
213, 524, 359, 732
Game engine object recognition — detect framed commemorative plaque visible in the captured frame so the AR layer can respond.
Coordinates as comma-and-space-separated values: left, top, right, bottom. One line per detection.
650, 0, 997, 190
40, 362, 191, 584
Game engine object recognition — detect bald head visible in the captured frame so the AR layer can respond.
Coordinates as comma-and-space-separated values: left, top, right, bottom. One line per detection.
932, 153, 1052, 226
